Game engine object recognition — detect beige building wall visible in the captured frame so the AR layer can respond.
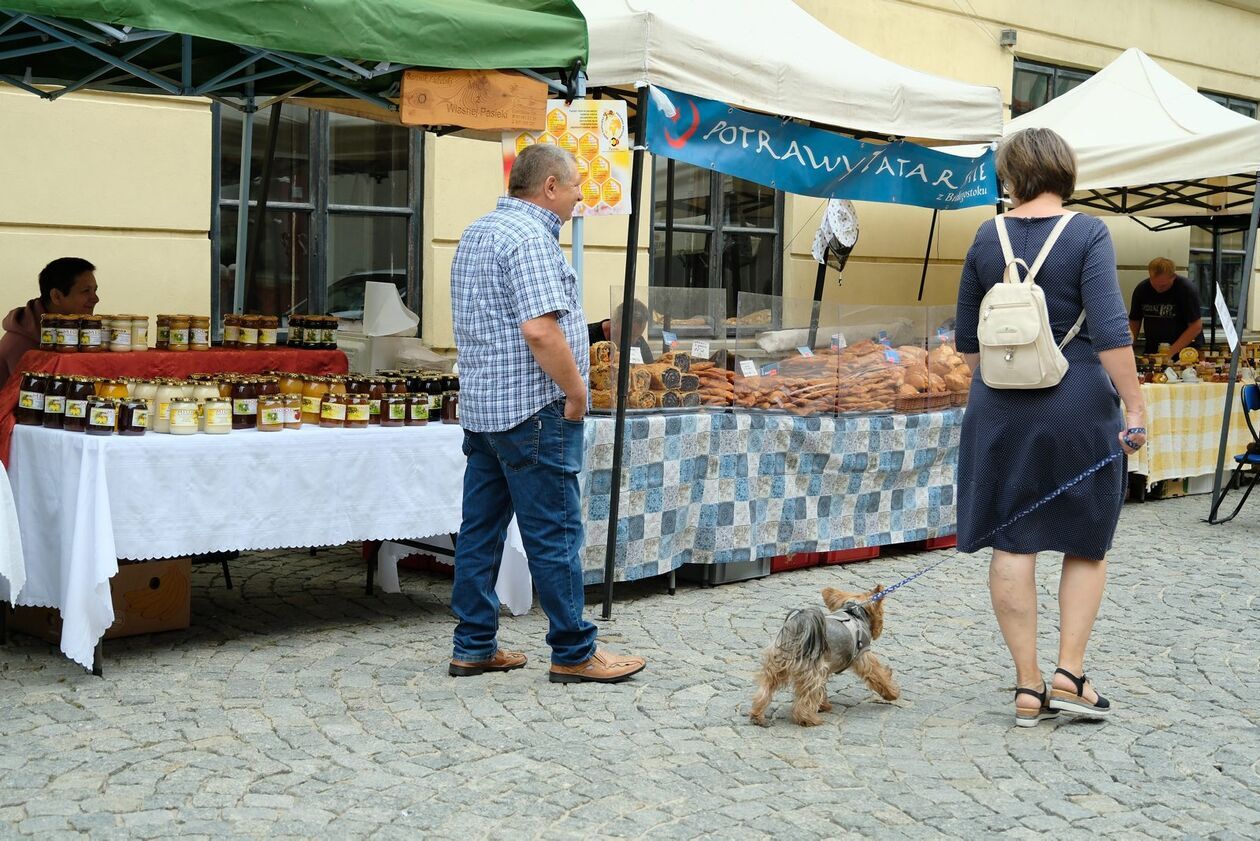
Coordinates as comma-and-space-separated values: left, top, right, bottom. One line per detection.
3, 1, 1260, 347
0, 88, 210, 328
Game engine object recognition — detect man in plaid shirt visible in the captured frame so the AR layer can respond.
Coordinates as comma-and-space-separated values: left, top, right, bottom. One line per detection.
448, 144, 646, 684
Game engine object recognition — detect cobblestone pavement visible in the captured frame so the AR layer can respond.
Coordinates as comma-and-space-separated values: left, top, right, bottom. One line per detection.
0, 494, 1257, 840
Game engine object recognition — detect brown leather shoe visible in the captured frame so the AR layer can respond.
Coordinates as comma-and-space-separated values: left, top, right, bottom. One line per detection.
548, 648, 646, 684
448, 650, 527, 677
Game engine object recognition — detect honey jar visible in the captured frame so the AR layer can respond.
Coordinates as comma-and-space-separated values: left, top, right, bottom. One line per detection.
107, 315, 132, 352
119, 399, 148, 435
168, 315, 191, 351
239, 315, 260, 348
16, 372, 46, 426
155, 314, 171, 349
319, 391, 346, 428
231, 379, 258, 430
380, 394, 406, 427
282, 393, 302, 429
259, 315, 279, 347
405, 393, 428, 426
301, 376, 328, 425
86, 397, 117, 435
131, 315, 149, 350
55, 315, 80, 353
63, 377, 94, 432
345, 394, 370, 428
222, 313, 241, 348
202, 397, 232, 434
257, 394, 285, 431
42, 375, 67, 429
39, 314, 57, 350
189, 316, 211, 350
168, 397, 199, 435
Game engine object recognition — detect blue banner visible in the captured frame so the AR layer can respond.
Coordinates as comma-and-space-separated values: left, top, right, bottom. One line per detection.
644, 86, 997, 210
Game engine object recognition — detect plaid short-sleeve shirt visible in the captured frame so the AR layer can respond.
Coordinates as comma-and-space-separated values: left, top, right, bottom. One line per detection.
451, 197, 588, 432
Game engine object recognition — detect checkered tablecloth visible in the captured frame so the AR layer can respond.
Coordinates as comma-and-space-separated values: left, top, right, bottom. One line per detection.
580, 410, 962, 584
1128, 383, 1254, 488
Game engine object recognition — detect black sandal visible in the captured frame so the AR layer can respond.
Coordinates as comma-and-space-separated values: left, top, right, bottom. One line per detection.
1014, 681, 1059, 728
1048, 668, 1111, 719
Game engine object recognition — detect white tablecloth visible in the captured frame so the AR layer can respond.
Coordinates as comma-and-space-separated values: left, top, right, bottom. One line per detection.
8, 424, 531, 669
0, 459, 25, 605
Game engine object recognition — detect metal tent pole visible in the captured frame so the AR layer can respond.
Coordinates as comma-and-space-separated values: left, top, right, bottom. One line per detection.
1211, 218, 1221, 348
917, 209, 939, 302
807, 262, 826, 349
601, 85, 648, 620
231, 82, 256, 315
1208, 171, 1260, 520
245, 101, 283, 297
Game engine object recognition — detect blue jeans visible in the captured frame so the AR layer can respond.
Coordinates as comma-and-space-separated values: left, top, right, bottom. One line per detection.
452, 400, 597, 666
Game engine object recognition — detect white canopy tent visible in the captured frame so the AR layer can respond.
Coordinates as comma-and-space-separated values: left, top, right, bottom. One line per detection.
1005, 48, 1260, 221
576, 0, 1003, 143
976, 47, 1260, 523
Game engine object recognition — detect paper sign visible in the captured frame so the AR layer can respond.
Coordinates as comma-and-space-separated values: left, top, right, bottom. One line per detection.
401, 69, 546, 130
739, 360, 758, 377
797, 347, 814, 357
662, 330, 678, 348
503, 99, 631, 217
628, 346, 644, 365
884, 349, 902, 363
831, 333, 847, 350
691, 340, 710, 359
1215, 286, 1240, 354
760, 362, 779, 376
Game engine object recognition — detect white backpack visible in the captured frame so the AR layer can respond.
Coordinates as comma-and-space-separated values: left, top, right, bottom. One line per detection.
977, 212, 1086, 389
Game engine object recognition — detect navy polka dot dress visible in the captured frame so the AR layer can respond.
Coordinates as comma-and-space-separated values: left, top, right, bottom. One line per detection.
955, 214, 1133, 560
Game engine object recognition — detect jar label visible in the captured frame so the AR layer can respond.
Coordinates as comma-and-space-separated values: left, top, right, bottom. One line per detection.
390, 403, 407, 421
133, 327, 148, 345
158, 401, 171, 420
259, 328, 278, 345
156, 325, 170, 342
171, 406, 197, 427
190, 327, 209, 345
222, 325, 240, 342
206, 406, 230, 426
301, 395, 322, 415
240, 327, 259, 344
287, 406, 301, 424
65, 399, 88, 419
454, 402, 459, 421
430, 395, 443, 410
288, 327, 304, 342
56, 327, 79, 345
133, 408, 149, 428
346, 404, 370, 422
40, 327, 55, 345
321, 328, 337, 344
410, 404, 428, 420
169, 328, 190, 344
321, 402, 347, 421
369, 400, 382, 416
260, 408, 284, 425
110, 327, 132, 345
19, 390, 46, 411
89, 407, 116, 428
232, 398, 258, 416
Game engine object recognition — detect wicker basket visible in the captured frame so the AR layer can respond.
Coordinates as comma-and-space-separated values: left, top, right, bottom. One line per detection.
950, 390, 969, 408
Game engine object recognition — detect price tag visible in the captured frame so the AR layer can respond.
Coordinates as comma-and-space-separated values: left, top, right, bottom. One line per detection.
883, 349, 902, 363
1215, 286, 1239, 353
877, 330, 891, 347
831, 333, 847, 350
662, 330, 678, 348
760, 362, 779, 376
797, 346, 814, 358
739, 359, 758, 377
628, 346, 644, 364
691, 339, 710, 359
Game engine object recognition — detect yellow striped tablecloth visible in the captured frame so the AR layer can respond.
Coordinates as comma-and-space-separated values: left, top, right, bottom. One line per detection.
1128, 382, 1254, 486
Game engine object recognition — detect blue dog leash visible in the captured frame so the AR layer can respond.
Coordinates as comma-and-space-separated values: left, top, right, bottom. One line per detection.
866, 447, 1129, 605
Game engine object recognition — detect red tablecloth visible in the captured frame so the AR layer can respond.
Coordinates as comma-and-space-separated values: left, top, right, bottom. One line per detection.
0, 347, 348, 466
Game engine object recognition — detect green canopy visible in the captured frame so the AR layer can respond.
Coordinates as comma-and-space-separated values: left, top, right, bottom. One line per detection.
0, 1, 587, 100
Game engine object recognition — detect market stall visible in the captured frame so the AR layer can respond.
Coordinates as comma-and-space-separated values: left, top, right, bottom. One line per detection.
574, 0, 1004, 613
991, 48, 1260, 511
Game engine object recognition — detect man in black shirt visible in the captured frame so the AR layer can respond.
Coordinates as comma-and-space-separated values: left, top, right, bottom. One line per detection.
1128, 257, 1203, 355
588, 299, 654, 363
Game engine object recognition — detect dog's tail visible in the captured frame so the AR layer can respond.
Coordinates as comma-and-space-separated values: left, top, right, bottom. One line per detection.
774, 606, 828, 671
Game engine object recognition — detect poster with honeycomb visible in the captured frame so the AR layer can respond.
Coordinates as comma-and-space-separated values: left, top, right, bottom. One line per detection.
502, 99, 631, 217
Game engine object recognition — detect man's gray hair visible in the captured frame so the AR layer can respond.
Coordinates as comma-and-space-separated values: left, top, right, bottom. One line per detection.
509, 143, 577, 197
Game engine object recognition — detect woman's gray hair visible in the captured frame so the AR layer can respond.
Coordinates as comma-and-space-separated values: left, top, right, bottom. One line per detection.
509, 143, 577, 197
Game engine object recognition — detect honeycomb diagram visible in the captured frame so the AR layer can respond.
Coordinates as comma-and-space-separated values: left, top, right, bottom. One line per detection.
510, 103, 628, 215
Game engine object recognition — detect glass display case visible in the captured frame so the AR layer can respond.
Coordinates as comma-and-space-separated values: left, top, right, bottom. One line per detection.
588, 287, 732, 412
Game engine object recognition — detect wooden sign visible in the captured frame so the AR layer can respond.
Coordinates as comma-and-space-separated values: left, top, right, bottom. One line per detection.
401, 69, 547, 130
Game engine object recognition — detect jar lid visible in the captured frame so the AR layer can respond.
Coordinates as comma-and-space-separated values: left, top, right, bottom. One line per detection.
171, 397, 197, 404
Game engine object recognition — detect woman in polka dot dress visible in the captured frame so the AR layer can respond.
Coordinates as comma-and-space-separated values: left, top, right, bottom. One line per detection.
954, 129, 1147, 727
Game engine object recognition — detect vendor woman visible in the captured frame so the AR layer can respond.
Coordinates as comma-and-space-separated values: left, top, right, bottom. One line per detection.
588, 299, 654, 363
0, 257, 99, 386
1128, 257, 1203, 356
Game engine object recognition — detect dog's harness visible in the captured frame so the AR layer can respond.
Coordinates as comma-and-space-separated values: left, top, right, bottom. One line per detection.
826, 602, 871, 658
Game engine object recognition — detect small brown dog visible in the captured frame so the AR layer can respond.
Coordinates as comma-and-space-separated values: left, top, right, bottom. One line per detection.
750, 585, 899, 726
